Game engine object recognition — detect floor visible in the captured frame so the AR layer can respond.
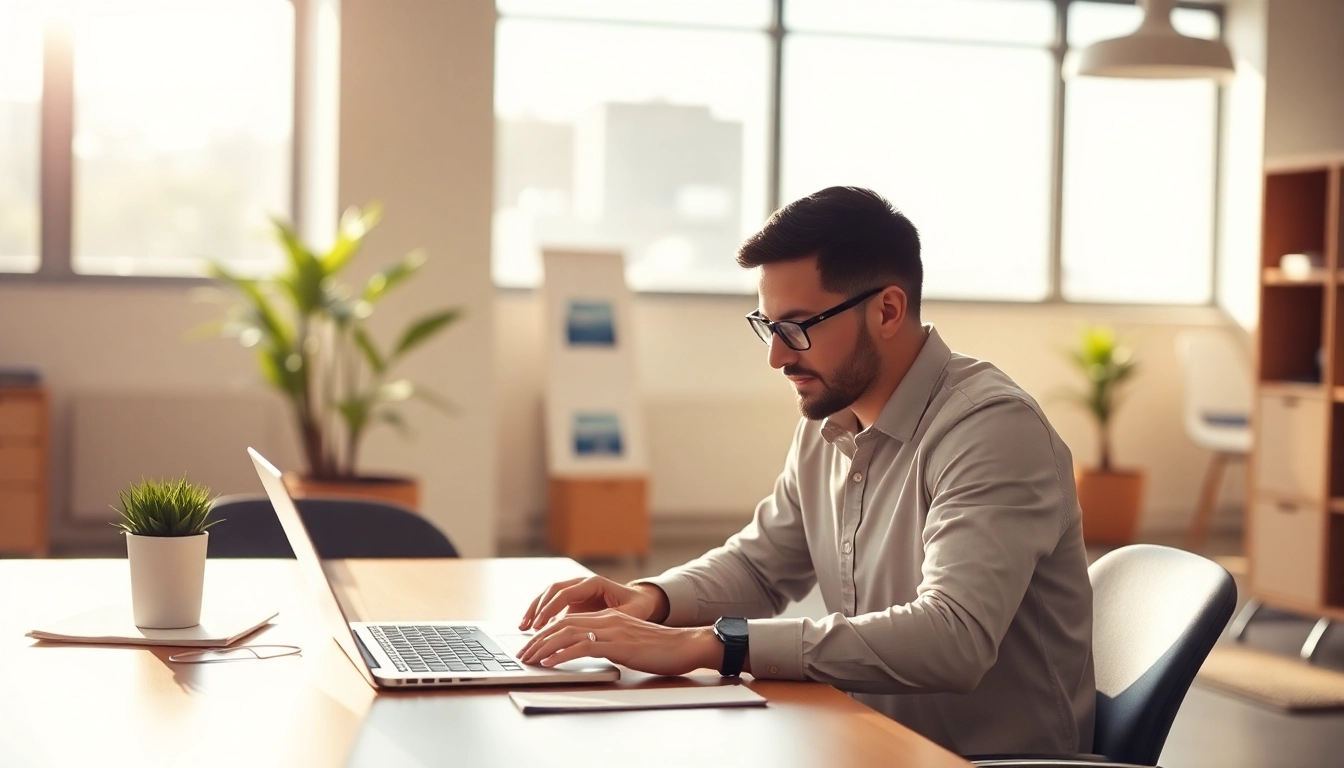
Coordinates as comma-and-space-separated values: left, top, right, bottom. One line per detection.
569, 531, 1344, 768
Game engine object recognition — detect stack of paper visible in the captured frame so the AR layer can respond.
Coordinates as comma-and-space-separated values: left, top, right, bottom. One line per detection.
509, 684, 768, 714
27, 605, 278, 647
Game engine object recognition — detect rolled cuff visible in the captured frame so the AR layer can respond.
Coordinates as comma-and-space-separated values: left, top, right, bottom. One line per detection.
747, 618, 805, 680
631, 575, 702, 627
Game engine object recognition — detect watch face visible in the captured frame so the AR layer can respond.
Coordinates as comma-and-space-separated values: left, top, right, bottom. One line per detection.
717, 617, 748, 640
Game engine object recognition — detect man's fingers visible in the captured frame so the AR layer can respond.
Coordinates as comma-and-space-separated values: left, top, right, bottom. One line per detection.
530, 580, 599, 630
539, 638, 610, 668
518, 612, 570, 657
518, 593, 544, 630
519, 585, 558, 629
520, 577, 584, 630
519, 616, 586, 659
521, 613, 631, 661
519, 625, 592, 665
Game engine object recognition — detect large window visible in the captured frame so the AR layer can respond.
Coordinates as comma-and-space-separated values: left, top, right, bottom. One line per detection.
495, 2, 772, 293
1061, 2, 1219, 303
0, 0, 294, 278
782, 0, 1056, 302
495, 0, 1224, 305
0, 1, 43, 274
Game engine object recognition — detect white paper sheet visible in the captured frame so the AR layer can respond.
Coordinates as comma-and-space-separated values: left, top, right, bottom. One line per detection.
509, 684, 767, 714
26, 605, 278, 647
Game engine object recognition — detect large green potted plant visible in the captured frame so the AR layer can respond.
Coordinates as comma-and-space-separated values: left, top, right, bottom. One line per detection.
204, 203, 460, 509
113, 478, 222, 628
1064, 326, 1144, 545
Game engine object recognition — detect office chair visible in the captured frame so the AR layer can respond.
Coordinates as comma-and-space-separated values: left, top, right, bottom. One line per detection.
974, 545, 1236, 768
1175, 330, 1253, 551
206, 494, 459, 559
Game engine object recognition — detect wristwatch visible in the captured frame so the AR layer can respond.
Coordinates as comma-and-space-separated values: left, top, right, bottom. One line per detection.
713, 616, 749, 677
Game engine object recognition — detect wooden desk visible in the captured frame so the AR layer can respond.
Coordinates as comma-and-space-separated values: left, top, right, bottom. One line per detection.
0, 559, 969, 768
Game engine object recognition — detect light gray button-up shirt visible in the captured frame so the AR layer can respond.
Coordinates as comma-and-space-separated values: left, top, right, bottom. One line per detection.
642, 325, 1096, 756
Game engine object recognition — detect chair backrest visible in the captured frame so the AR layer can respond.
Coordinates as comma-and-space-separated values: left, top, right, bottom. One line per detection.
1175, 329, 1253, 437
207, 494, 459, 559
1090, 544, 1235, 765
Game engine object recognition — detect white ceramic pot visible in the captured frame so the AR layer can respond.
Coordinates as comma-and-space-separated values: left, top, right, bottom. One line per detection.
125, 532, 209, 628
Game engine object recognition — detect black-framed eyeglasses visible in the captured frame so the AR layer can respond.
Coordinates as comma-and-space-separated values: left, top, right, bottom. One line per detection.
745, 287, 884, 351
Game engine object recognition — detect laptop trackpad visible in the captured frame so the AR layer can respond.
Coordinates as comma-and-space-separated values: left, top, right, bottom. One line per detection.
494, 632, 618, 673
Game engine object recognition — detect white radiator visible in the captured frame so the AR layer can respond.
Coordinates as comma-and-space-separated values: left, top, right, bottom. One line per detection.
70, 391, 303, 521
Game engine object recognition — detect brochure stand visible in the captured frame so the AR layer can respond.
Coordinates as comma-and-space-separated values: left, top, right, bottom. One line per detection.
540, 250, 649, 559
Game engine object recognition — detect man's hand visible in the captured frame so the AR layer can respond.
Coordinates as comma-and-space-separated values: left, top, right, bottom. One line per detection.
519, 576, 668, 631
517, 610, 723, 677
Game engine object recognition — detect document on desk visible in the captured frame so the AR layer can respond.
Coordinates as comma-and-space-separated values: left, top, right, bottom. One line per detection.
26, 605, 278, 647
509, 684, 767, 714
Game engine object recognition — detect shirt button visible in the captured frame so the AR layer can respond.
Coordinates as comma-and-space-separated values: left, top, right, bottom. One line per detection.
768, 665, 780, 675
852, 472, 863, 483
842, 540, 852, 554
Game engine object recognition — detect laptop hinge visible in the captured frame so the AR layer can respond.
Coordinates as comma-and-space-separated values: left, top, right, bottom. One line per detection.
352, 630, 381, 670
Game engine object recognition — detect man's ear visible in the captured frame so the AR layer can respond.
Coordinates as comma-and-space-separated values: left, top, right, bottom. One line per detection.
874, 285, 907, 339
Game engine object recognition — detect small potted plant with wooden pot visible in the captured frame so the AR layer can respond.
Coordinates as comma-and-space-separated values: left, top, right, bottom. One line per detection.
201, 203, 460, 510
112, 478, 222, 629
1064, 326, 1144, 546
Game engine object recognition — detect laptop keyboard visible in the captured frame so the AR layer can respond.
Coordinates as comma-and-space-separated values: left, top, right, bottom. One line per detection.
369, 624, 524, 675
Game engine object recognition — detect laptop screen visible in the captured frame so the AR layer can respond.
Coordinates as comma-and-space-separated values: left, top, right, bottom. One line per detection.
248, 447, 377, 686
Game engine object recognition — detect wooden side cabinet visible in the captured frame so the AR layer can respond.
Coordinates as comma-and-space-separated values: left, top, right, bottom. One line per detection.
547, 476, 648, 560
0, 387, 49, 556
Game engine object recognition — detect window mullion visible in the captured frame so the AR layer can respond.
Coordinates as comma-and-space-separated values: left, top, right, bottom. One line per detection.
767, 0, 784, 215
1208, 3, 1227, 308
39, 16, 75, 279
1048, 0, 1069, 303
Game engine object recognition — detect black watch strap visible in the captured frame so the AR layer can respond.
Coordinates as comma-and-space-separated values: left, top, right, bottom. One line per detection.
714, 617, 749, 677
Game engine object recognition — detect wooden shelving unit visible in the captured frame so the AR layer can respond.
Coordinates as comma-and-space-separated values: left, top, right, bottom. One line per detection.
1263, 266, 1329, 285
1250, 159, 1344, 620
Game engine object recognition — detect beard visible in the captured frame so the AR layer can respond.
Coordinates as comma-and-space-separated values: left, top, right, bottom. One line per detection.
790, 324, 882, 421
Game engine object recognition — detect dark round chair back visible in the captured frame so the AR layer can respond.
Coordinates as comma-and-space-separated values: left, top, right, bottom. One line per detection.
207, 494, 458, 559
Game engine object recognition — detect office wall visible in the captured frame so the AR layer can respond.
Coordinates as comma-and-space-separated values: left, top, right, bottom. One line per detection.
1216, 0, 1267, 331
1264, 0, 1344, 161
336, 0, 498, 556
0, 285, 297, 549
1219, 0, 1344, 329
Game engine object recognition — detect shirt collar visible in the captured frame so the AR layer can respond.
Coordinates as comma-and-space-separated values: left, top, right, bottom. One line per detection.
821, 324, 951, 445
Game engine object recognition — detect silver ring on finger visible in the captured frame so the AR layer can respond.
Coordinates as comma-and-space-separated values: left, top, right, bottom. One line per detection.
587, 631, 597, 642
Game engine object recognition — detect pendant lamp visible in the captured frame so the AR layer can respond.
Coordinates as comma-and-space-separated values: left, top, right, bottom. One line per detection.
1072, 0, 1234, 82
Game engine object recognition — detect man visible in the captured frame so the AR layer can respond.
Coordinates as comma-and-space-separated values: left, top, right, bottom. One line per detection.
517, 186, 1095, 756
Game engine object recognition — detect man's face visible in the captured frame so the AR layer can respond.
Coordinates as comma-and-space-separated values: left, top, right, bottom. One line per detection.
757, 260, 882, 421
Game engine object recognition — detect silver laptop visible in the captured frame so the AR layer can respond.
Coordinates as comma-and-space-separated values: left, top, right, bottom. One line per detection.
248, 447, 621, 689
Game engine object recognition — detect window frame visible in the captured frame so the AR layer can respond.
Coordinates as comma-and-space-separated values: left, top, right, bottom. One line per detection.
494, 0, 1227, 307
1, 0, 303, 286
7, 0, 1225, 305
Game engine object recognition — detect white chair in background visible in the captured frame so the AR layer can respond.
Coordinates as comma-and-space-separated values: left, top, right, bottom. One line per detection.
1175, 329, 1254, 551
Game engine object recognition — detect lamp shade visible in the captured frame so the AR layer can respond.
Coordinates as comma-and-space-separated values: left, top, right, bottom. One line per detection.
1072, 0, 1234, 83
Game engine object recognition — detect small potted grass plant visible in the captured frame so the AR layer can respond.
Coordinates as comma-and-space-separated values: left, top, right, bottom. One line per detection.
112, 478, 222, 629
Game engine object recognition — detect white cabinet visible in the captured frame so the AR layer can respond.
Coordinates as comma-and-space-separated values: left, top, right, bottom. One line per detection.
1250, 498, 1324, 605
1254, 391, 1327, 501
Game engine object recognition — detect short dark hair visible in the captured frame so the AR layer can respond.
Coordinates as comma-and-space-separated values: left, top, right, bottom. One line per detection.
737, 186, 922, 322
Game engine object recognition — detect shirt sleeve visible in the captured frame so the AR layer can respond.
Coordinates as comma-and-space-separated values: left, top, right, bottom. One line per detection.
748, 398, 1069, 694
635, 419, 818, 628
